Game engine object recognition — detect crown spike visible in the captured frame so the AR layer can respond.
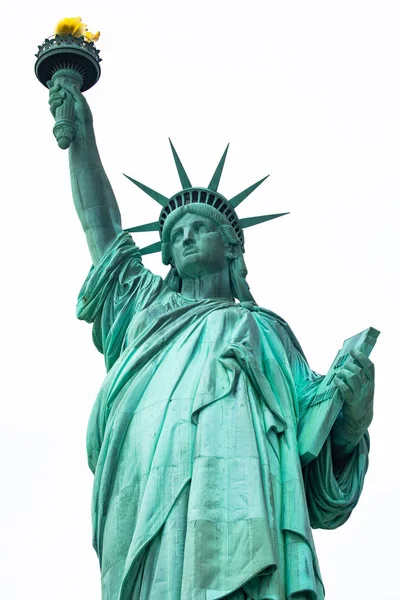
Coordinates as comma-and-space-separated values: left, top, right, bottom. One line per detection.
169, 139, 192, 189
239, 212, 289, 229
123, 173, 169, 207
124, 221, 159, 233
140, 241, 162, 255
208, 144, 229, 192
230, 175, 270, 209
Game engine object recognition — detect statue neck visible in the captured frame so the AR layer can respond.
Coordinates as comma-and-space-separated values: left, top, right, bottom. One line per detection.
180, 266, 233, 301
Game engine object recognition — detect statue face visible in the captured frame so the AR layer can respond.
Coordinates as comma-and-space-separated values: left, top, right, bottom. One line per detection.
170, 213, 227, 279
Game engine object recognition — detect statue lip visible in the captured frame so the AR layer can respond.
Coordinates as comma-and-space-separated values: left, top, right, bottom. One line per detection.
183, 247, 197, 256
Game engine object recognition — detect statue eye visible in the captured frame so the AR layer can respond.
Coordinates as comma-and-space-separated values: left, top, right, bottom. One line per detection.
171, 230, 183, 243
194, 222, 208, 233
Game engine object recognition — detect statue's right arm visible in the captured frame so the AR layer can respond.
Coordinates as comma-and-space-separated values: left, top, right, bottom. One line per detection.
49, 80, 123, 265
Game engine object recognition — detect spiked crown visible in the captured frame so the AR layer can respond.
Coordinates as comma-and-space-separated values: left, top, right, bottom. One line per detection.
124, 140, 288, 258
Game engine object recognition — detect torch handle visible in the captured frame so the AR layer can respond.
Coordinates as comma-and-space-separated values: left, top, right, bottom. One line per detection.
50, 69, 83, 150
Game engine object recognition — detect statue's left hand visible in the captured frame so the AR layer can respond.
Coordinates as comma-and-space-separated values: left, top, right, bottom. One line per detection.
334, 349, 375, 439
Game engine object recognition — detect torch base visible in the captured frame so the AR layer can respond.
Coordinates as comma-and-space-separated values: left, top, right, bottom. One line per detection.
35, 35, 101, 92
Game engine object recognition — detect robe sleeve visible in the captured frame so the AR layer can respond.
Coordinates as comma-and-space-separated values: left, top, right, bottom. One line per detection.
76, 231, 163, 370
303, 431, 369, 529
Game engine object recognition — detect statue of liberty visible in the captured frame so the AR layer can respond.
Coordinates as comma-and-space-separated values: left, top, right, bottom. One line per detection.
48, 78, 375, 600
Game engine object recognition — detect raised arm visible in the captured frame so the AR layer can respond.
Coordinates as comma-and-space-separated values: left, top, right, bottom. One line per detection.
49, 80, 122, 264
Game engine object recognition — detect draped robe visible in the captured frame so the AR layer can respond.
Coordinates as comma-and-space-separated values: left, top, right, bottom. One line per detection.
77, 232, 369, 600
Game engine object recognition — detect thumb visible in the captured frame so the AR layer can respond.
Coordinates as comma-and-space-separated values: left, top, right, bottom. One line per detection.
61, 80, 80, 97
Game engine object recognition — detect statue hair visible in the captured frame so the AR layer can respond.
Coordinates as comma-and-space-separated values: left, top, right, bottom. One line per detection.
161, 204, 256, 303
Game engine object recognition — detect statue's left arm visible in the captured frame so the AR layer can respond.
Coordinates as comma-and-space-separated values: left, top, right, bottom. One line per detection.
293, 345, 373, 529
269, 315, 373, 529
330, 349, 374, 463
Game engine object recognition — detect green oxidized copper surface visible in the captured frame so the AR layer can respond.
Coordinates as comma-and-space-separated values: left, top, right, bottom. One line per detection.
123, 139, 288, 256
42, 74, 377, 600
35, 34, 101, 149
35, 34, 101, 91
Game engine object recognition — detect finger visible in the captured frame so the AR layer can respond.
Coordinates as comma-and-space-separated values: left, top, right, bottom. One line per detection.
337, 366, 360, 382
62, 81, 81, 99
49, 95, 65, 107
350, 349, 373, 368
350, 350, 374, 380
62, 82, 89, 111
345, 361, 363, 377
48, 82, 61, 94
336, 368, 361, 395
48, 91, 66, 105
334, 376, 353, 402
344, 362, 366, 387
49, 98, 64, 116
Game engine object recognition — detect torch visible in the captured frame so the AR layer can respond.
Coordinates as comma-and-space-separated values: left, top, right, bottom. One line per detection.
34, 17, 101, 149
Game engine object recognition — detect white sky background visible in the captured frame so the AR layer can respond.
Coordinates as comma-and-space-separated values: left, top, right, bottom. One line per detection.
0, 1, 399, 598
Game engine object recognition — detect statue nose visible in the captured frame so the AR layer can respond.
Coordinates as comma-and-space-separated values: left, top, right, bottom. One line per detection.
183, 233, 195, 246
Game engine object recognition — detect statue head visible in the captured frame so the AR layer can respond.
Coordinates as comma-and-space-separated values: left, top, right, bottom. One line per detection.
160, 202, 253, 301
123, 141, 289, 301
167, 212, 235, 279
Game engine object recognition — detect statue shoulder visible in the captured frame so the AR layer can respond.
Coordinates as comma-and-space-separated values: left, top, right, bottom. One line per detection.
256, 306, 307, 361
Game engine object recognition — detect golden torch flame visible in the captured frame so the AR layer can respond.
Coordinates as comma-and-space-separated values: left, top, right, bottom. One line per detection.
55, 16, 100, 42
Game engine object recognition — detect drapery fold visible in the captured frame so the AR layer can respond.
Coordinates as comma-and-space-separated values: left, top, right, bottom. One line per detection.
77, 233, 369, 599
